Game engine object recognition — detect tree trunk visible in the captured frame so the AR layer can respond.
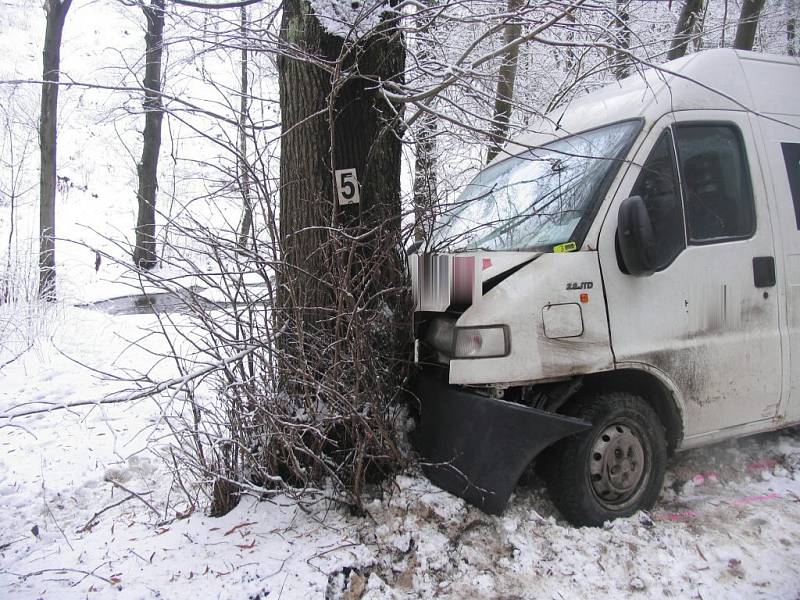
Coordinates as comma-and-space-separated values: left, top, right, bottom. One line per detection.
38, 0, 72, 301
413, 110, 437, 243
487, 0, 523, 164
237, 5, 252, 249
133, 0, 165, 270
733, 0, 765, 50
612, 0, 631, 80
668, 0, 704, 60
275, 0, 406, 494
413, 1, 438, 243
278, 0, 404, 313
789, 0, 797, 57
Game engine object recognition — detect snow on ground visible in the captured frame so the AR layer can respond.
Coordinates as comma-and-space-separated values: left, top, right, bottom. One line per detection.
2, 304, 800, 599
3, 1, 800, 598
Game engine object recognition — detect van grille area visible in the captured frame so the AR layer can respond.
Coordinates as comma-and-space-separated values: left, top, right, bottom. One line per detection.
409, 253, 480, 312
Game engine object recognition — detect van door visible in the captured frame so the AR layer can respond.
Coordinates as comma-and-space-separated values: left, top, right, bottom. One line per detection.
754, 114, 800, 423
599, 111, 782, 442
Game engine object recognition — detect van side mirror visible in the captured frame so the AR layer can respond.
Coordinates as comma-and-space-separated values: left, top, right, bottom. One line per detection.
616, 195, 657, 277
406, 240, 423, 255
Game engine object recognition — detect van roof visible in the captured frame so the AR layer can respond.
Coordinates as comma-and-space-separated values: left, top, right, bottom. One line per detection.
498, 49, 800, 161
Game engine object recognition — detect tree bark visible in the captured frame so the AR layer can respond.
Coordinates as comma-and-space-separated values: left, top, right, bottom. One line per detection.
733, 0, 765, 50
413, 1, 438, 242
275, 0, 407, 496
237, 5, 252, 249
133, 0, 165, 270
39, 0, 72, 301
487, 0, 523, 164
668, 0, 704, 60
611, 0, 631, 80
278, 0, 404, 312
413, 110, 437, 243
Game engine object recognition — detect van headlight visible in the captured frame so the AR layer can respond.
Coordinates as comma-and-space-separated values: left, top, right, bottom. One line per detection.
425, 317, 457, 355
453, 326, 509, 358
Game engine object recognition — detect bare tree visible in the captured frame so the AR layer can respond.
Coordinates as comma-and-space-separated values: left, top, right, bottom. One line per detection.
668, 0, 704, 60
237, 5, 253, 249
39, 0, 72, 300
133, 0, 165, 270
487, 0, 524, 164
611, 0, 631, 79
733, 0, 766, 50
412, 1, 439, 242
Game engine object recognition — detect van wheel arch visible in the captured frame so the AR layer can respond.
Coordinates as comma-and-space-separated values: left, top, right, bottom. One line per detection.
561, 368, 684, 455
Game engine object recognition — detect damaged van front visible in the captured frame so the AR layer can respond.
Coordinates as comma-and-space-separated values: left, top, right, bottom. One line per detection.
410, 119, 644, 517
411, 49, 800, 527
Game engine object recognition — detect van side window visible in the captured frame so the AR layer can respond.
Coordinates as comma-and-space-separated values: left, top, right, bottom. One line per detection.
782, 143, 800, 230
630, 130, 685, 269
674, 125, 755, 243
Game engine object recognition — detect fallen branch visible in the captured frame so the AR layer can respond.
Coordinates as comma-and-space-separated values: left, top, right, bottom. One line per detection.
2, 565, 113, 586
106, 480, 161, 518
0, 346, 257, 420
78, 494, 137, 533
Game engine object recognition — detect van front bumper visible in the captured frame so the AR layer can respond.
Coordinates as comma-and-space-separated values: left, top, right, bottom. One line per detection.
413, 371, 591, 514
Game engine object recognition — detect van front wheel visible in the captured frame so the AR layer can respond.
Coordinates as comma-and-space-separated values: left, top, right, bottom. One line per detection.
544, 392, 667, 527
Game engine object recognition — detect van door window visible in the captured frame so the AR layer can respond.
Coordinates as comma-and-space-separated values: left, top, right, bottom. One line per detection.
781, 142, 800, 230
674, 125, 756, 243
630, 130, 685, 269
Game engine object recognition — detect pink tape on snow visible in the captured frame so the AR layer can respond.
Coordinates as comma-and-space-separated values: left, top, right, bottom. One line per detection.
729, 492, 782, 507
654, 510, 698, 522
746, 459, 778, 473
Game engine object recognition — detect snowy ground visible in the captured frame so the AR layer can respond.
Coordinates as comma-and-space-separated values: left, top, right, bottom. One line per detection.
2, 304, 800, 599
3, 1, 800, 598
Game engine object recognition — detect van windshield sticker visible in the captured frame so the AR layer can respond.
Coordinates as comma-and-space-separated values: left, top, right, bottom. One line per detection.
554, 241, 577, 253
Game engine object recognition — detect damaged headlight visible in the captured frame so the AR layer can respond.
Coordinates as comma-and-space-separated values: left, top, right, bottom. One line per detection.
425, 317, 457, 355
425, 318, 510, 359
453, 326, 509, 359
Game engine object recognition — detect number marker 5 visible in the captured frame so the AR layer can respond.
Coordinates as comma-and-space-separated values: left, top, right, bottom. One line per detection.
335, 168, 360, 206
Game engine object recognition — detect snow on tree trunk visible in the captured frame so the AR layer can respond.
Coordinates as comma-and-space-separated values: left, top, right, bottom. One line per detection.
39, 0, 72, 301
487, 0, 523, 164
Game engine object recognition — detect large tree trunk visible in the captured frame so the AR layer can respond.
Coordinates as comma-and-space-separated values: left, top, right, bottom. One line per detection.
668, 0, 704, 60
486, 0, 523, 164
133, 0, 165, 270
789, 0, 797, 56
278, 0, 404, 312
237, 5, 252, 249
39, 0, 72, 301
733, 0, 765, 50
275, 0, 406, 494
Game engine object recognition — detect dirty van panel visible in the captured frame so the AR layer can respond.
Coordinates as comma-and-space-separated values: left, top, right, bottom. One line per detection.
755, 114, 800, 423
449, 252, 614, 386
599, 111, 782, 441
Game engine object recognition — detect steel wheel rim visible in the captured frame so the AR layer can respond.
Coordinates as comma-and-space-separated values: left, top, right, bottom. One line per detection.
589, 422, 647, 508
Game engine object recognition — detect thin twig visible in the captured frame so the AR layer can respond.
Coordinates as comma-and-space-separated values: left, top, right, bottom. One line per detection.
77, 494, 136, 533
106, 480, 161, 518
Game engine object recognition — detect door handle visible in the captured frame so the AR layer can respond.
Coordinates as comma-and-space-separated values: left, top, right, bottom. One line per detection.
753, 256, 775, 288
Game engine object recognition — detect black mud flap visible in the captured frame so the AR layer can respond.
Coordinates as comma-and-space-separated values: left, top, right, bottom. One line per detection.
414, 372, 591, 515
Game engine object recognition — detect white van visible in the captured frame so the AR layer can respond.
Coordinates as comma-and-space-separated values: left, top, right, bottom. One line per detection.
410, 49, 800, 526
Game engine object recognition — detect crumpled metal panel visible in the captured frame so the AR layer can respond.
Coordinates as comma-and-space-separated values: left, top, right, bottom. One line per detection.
414, 371, 591, 515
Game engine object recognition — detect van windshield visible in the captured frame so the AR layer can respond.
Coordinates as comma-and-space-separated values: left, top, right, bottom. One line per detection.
431, 120, 641, 252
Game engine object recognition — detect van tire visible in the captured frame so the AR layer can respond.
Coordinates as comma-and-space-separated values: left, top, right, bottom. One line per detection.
544, 392, 666, 527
